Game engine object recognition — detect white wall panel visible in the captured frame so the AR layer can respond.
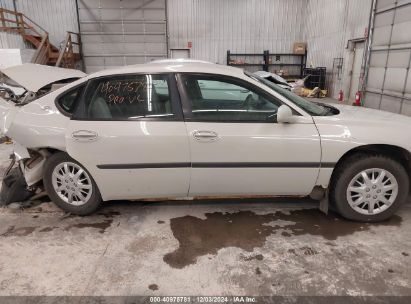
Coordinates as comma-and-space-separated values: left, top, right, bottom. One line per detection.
303, 0, 372, 98
1, 0, 376, 96
167, 0, 306, 64
0, 0, 78, 58
0, 32, 24, 49
168, 0, 372, 98
0, 0, 24, 49
12, 0, 78, 46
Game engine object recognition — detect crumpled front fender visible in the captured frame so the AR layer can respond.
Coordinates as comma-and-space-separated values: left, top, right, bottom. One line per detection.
20, 149, 51, 186
13, 141, 30, 161
0, 97, 19, 137
11, 142, 51, 186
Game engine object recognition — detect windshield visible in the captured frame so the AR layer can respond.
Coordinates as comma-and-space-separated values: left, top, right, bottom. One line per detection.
245, 71, 336, 116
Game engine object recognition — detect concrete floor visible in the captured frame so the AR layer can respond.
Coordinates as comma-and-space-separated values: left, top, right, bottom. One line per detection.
0, 142, 411, 297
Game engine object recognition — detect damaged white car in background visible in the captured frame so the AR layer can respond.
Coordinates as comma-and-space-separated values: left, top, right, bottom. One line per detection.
0, 61, 411, 223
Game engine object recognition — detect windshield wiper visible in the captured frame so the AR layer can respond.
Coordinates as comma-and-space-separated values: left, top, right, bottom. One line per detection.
317, 103, 337, 116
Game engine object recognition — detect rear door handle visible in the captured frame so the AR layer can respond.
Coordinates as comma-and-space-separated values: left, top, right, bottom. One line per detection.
72, 130, 98, 142
192, 130, 219, 142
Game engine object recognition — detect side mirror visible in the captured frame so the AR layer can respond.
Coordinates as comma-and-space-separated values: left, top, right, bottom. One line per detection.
277, 105, 294, 123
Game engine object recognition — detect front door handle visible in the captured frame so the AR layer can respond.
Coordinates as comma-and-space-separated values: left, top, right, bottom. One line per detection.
192, 130, 219, 142
72, 130, 98, 142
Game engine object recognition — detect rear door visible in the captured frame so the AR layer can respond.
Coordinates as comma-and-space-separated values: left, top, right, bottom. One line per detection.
64, 73, 190, 201
178, 73, 322, 197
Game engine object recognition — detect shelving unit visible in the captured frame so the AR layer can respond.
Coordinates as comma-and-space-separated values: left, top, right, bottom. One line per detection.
303, 67, 327, 90
227, 50, 307, 79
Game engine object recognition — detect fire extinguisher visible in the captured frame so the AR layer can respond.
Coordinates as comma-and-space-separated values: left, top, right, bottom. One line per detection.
338, 90, 344, 102
354, 91, 362, 106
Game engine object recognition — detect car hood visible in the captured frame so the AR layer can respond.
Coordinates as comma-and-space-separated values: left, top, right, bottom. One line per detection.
325, 103, 411, 124
1, 63, 86, 93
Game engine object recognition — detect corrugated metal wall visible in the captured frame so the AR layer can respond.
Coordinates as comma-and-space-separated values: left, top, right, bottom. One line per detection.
0, 0, 375, 96
167, 0, 372, 97
0, 0, 35, 64
15, 0, 79, 47
0, 0, 24, 49
0, 0, 79, 66
1, 0, 78, 47
167, 0, 306, 64
363, 0, 411, 115
0, 0, 13, 11
303, 0, 373, 98
0, 31, 24, 49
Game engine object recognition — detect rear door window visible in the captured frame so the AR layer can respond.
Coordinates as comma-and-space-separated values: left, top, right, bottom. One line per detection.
56, 84, 85, 116
76, 74, 175, 120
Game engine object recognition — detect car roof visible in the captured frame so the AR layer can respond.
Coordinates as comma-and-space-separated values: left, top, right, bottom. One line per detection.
150, 58, 214, 64
87, 60, 246, 79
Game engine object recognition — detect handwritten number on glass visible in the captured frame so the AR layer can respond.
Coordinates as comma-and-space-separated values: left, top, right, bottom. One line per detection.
100, 80, 148, 104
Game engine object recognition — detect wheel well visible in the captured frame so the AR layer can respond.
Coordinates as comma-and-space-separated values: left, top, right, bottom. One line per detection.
44, 148, 65, 155
331, 144, 411, 189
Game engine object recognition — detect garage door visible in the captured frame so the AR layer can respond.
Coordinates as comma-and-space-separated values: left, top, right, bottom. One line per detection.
77, 0, 168, 73
363, 0, 411, 115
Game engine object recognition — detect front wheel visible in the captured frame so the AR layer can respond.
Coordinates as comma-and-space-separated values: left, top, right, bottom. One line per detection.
330, 154, 409, 222
43, 152, 102, 215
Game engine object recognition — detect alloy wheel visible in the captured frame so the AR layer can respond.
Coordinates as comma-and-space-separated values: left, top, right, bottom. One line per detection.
51, 162, 93, 206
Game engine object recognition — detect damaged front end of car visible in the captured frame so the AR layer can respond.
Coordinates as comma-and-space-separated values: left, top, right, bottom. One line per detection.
0, 63, 87, 206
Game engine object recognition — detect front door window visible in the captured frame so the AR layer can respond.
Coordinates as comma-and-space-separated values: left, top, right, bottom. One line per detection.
180, 74, 282, 122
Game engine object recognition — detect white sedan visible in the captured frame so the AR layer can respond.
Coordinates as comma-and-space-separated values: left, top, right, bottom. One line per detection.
0, 61, 409, 222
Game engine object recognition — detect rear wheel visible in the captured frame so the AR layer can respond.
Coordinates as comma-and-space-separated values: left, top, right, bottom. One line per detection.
330, 154, 409, 222
43, 152, 102, 215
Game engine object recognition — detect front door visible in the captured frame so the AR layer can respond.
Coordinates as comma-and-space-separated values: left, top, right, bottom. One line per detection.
178, 73, 322, 197
65, 73, 190, 201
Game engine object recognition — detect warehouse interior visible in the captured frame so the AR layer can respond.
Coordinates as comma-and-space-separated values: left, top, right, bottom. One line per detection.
1, 0, 410, 110
1, 0, 411, 301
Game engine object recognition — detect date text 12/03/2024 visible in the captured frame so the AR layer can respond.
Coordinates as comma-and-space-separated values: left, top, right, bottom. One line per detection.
149, 296, 257, 303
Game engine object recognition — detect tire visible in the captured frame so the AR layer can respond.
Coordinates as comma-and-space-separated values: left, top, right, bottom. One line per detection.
330, 153, 409, 222
43, 152, 102, 215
